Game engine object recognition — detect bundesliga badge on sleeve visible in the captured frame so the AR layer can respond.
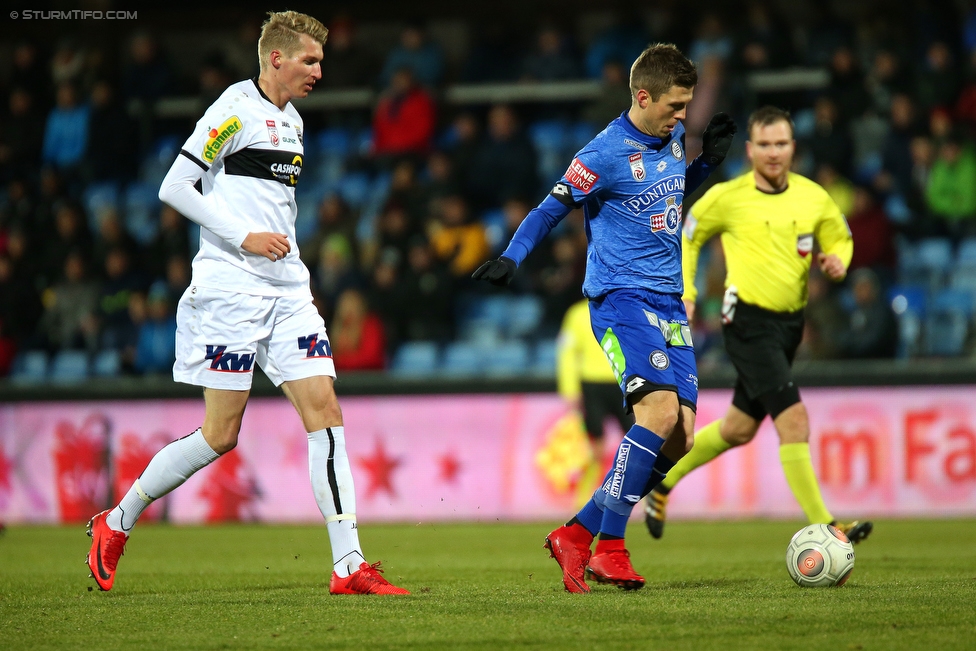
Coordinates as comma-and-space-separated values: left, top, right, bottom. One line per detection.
629, 152, 646, 181
266, 119, 279, 147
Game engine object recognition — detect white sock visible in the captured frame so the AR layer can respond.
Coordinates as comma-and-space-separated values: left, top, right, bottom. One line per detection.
106, 428, 220, 532
308, 426, 364, 577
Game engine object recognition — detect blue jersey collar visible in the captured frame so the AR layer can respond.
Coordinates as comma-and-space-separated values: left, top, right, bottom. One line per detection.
618, 110, 672, 149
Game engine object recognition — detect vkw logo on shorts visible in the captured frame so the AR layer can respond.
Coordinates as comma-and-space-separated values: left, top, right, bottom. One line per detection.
298, 334, 332, 359
205, 345, 255, 373
649, 350, 670, 370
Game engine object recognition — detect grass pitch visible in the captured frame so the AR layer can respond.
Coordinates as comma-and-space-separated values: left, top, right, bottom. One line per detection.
1, 519, 974, 650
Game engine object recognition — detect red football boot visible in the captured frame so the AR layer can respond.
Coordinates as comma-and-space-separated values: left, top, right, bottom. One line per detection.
544, 524, 594, 593
86, 510, 129, 591
329, 561, 410, 595
586, 542, 645, 590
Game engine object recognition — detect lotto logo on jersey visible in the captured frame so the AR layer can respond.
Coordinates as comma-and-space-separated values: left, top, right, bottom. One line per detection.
298, 334, 332, 359
205, 345, 255, 372
565, 158, 599, 193
202, 116, 242, 163
649, 196, 682, 234
629, 152, 645, 181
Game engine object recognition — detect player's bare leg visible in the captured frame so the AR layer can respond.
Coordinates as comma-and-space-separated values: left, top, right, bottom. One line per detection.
284, 376, 408, 594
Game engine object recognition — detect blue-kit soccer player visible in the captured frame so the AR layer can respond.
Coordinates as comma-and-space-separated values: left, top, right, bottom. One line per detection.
473, 43, 736, 592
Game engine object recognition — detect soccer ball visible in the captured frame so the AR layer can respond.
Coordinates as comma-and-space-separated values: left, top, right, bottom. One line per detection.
786, 523, 855, 587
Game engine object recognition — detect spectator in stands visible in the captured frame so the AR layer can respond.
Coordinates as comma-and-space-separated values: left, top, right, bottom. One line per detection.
116, 289, 146, 374
417, 150, 462, 216
374, 202, 418, 271
461, 20, 522, 83
846, 185, 897, 280
584, 13, 647, 80
0, 244, 42, 358
36, 251, 100, 353
134, 281, 176, 374
688, 12, 734, 66
520, 24, 580, 82
197, 53, 233, 105
314, 233, 364, 320
121, 33, 173, 102
806, 96, 853, 177
385, 159, 427, 222
42, 83, 90, 179
825, 44, 872, 123
92, 209, 141, 278
39, 201, 92, 290
880, 94, 923, 197
930, 106, 954, 144
429, 194, 489, 278
162, 254, 190, 305
444, 111, 481, 175
906, 135, 936, 227
955, 49, 976, 131
321, 15, 375, 89
815, 164, 855, 218
0, 89, 45, 184
536, 233, 585, 337
330, 288, 386, 372
465, 104, 538, 211
0, 178, 35, 234
8, 41, 49, 110
396, 236, 454, 342
97, 247, 145, 355
371, 68, 436, 162
300, 194, 358, 272
838, 268, 897, 359
733, 2, 795, 71
379, 23, 444, 89
32, 168, 67, 239
86, 80, 136, 184
800, 270, 846, 360
51, 39, 85, 86
867, 49, 910, 115
915, 41, 960, 114
145, 205, 190, 280
222, 20, 261, 80
367, 250, 404, 349
0, 255, 21, 375
581, 60, 632, 128
925, 130, 976, 241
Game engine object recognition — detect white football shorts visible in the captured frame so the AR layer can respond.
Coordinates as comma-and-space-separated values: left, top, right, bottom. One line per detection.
173, 285, 336, 390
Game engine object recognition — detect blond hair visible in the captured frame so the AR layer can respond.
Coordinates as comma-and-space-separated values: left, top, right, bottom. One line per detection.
258, 11, 328, 72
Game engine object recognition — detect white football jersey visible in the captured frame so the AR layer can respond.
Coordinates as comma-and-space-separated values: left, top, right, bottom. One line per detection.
178, 79, 310, 296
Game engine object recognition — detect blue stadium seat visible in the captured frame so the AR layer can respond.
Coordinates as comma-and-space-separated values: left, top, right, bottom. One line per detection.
957, 237, 976, 264
92, 349, 121, 377
9, 351, 48, 384
507, 295, 544, 338
140, 135, 182, 187
481, 208, 507, 251
531, 338, 558, 377
442, 342, 486, 377
950, 263, 976, 294
923, 288, 974, 356
315, 128, 353, 184
484, 341, 530, 377
528, 120, 570, 187
124, 182, 161, 245
888, 285, 927, 358
899, 238, 952, 288
295, 188, 326, 243
569, 122, 599, 152
390, 341, 440, 377
49, 350, 89, 382
458, 295, 509, 344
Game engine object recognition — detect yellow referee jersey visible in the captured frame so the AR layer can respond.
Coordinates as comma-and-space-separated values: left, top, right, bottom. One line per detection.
556, 299, 617, 400
682, 172, 853, 313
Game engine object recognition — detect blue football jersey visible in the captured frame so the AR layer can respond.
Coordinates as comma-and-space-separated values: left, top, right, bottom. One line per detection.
553, 112, 691, 298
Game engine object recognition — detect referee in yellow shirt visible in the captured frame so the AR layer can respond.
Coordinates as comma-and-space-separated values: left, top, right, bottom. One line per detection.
644, 106, 873, 544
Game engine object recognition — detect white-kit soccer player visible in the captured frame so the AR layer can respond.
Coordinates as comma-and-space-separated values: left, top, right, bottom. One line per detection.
85, 10, 408, 595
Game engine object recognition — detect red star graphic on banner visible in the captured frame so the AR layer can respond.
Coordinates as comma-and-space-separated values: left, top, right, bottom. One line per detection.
438, 453, 462, 484
358, 440, 402, 499
0, 448, 11, 492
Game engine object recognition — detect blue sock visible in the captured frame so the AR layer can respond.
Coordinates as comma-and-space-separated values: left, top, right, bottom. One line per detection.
642, 454, 676, 497
574, 499, 604, 535
598, 425, 665, 538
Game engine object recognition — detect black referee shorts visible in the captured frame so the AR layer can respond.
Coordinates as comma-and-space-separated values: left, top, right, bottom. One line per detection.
721, 301, 804, 421
580, 381, 635, 439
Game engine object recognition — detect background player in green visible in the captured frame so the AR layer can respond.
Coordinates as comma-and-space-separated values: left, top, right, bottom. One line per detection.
644, 106, 872, 544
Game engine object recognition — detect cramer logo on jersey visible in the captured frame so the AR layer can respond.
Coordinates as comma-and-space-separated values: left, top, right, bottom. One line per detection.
202, 116, 243, 163
650, 196, 682, 234
623, 174, 685, 216
205, 345, 255, 373
270, 155, 303, 186
565, 158, 599, 193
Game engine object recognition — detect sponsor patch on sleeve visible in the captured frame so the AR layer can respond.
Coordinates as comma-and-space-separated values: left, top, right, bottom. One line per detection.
202, 115, 243, 163
564, 157, 599, 193
683, 210, 698, 240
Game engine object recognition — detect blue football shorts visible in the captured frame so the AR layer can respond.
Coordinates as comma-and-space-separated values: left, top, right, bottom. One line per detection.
588, 288, 698, 412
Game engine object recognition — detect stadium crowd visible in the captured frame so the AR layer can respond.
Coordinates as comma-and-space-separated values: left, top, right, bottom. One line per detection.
2, 1, 976, 377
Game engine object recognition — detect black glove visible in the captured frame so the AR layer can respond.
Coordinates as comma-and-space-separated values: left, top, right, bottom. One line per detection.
471, 256, 517, 286
701, 112, 737, 166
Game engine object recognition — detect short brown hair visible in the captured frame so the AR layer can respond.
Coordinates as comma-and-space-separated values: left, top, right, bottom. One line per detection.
747, 106, 795, 139
258, 11, 328, 72
629, 44, 698, 101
